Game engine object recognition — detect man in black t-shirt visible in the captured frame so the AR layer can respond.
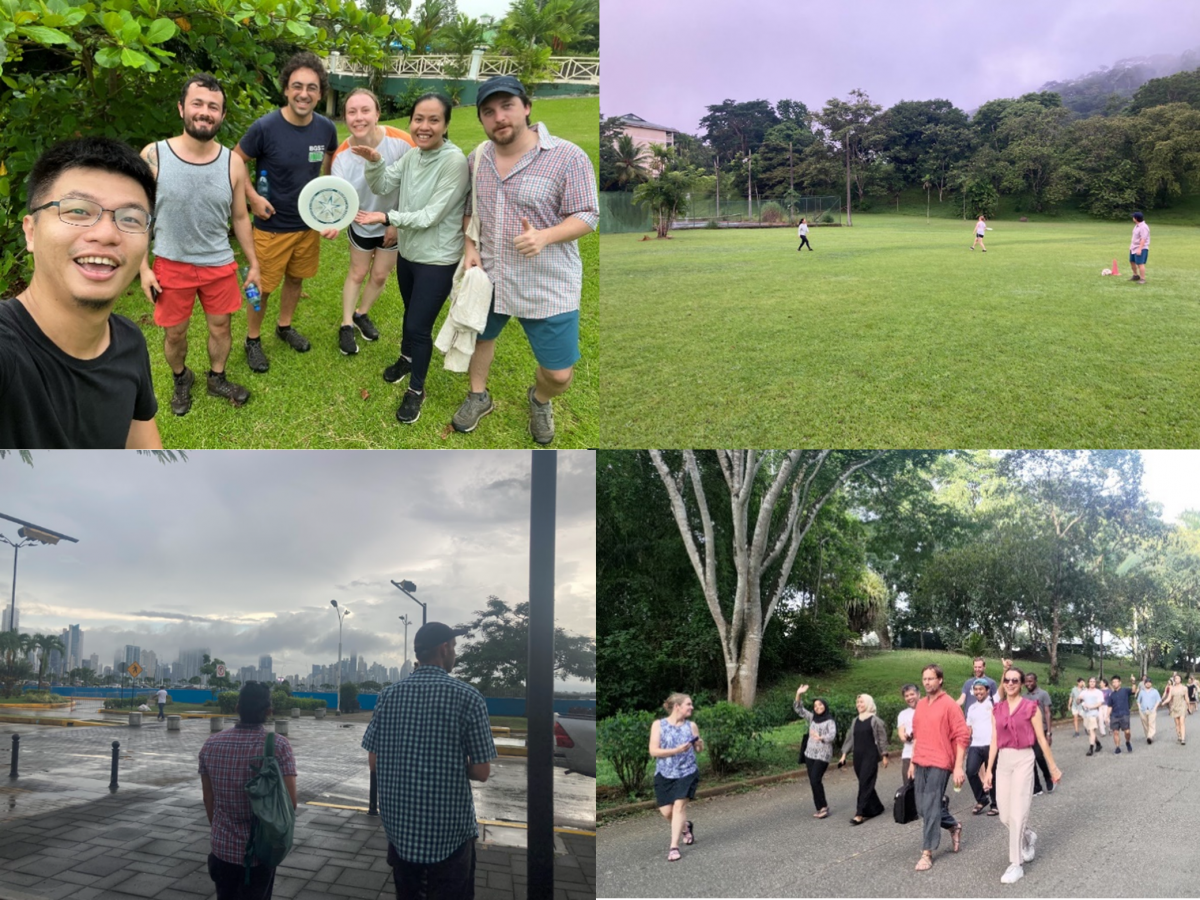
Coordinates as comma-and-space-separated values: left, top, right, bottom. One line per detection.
1107, 674, 1135, 755
0, 138, 161, 448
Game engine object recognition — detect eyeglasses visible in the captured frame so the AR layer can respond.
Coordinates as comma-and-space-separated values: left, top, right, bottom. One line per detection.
31, 198, 152, 235
1002, 677, 1021, 684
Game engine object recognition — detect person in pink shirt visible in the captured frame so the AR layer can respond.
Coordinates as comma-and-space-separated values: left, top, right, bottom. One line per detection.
1129, 211, 1150, 284
908, 664, 969, 872
982, 665, 1062, 885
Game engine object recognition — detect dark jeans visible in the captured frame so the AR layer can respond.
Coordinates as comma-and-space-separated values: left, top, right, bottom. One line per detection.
387, 838, 475, 900
797, 235, 812, 250
966, 745, 996, 806
1032, 738, 1052, 792
207, 853, 275, 900
395, 255, 458, 392
913, 764, 958, 852
158, 702, 166, 721
806, 758, 829, 810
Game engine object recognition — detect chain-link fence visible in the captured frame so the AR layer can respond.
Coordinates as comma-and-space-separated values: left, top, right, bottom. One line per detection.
600, 191, 843, 234
599, 192, 652, 234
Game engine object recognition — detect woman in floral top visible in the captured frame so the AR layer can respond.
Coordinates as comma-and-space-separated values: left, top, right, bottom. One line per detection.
794, 683, 836, 819
649, 693, 703, 862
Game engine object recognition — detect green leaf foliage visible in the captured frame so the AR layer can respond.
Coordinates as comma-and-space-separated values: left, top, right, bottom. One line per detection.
692, 701, 763, 777
596, 709, 655, 797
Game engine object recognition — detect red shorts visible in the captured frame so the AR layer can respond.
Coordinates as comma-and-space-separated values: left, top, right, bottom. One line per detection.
152, 258, 242, 327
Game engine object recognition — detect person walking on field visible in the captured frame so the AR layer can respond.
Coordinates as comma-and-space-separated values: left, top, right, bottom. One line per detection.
649, 693, 703, 862
971, 215, 987, 251
1080, 677, 1104, 756
796, 218, 813, 252
1069, 678, 1085, 737
965, 680, 997, 815
1161, 675, 1188, 745
908, 664, 968, 872
1129, 211, 1149, 284
1135, 676, 1161, 744
1099, 678, 1111, 736
1187, 675, 1197, 715
897, 683, 918, 789
1107, 674, 1135, 754
837, 694, 890, 826
982, 665, 1063, 885
794, 684, 836, 818
156, 686, 168, 722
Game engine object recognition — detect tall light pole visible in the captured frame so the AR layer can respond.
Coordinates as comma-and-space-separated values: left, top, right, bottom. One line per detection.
397, 614, 411, 671
330, 600, 350, 715
390, 580, 426, 626
0, 513, 79, 634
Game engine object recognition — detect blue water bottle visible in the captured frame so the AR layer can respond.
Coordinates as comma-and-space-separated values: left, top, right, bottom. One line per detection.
256, 168, 269, 201
239, 266, 261, 313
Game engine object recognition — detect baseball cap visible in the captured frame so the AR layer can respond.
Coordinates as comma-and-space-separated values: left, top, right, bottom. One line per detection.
476, 75, 527, 107
413, 622, 471, 657
973, 679, 990, 688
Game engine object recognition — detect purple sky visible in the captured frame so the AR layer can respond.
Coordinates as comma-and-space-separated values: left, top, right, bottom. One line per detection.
601, 0, 1200, 136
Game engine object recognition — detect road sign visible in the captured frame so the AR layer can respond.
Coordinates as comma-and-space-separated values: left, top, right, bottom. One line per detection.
216, 664, 226, 677
126, 662, 143, 678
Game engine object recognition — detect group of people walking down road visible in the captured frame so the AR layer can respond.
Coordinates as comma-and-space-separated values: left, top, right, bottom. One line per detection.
649, 657, 1196, 885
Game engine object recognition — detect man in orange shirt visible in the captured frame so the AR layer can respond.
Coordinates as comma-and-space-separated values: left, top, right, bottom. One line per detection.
908, 663, 969, 872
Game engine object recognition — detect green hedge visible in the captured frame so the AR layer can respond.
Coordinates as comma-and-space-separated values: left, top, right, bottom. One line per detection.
692, 701, 763, 776
597, 709, 655, 797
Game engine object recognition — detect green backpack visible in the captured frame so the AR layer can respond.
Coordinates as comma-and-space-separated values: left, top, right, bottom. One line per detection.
243, 732, 294, 882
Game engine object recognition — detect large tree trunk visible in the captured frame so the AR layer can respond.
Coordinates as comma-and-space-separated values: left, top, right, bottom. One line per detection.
1049, 608, 1062, 685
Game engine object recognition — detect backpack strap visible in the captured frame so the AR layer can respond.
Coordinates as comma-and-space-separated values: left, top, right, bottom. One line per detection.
265, 731, 275, 759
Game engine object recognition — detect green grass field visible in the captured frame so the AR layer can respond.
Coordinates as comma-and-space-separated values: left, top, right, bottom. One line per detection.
600, 214, 1200, 446
117, 96, 598, 448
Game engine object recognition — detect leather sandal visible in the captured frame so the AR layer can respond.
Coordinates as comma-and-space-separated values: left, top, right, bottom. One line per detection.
915, 852, 933, 871
667, 847, 681, 862
682, 821, 694, 845
951, 823, 962, 852
813, 808, 829, 819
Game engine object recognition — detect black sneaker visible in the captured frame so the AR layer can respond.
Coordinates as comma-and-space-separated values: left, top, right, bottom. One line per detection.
383, 354, 412, 384
276, 324, 311, 352
170, 367, 195, 416
1032, 787, 1044, 797
338, 325, 359, 356
353, 312, 380, 342
207, 371, 250, 407
245, 339, 269, 373
1045, 781, 1055, 793
395, 389, 424, 424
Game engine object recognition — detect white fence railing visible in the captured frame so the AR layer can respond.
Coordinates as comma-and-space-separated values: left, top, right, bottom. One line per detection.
328, 54, 599, 86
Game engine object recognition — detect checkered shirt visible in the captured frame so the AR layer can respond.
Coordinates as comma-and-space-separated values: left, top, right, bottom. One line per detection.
361, 666, 497, 864
198, 724, 297, 865
465, 122, 599, 319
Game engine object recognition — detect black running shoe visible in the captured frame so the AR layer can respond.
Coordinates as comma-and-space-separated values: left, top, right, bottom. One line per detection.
276, 324, 311, 352
245, 339, 269, 373
383, 354, 412, 384
396, 389, 424, 424
338, 325, 359, 356
353, 312, 380, 342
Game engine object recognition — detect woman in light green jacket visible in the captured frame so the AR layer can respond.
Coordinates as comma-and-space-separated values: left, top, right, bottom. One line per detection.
351, 94, 469, 425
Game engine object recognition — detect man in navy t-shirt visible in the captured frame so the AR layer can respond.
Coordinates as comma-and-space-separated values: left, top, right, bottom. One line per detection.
234, 51, 338, 373
1107, 674, 1135, 755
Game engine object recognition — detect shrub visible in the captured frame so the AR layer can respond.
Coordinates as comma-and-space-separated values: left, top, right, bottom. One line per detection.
959, 633, 990, 658
217, 691, 239, 714
340, 682, 360, 713
705, 218, 720, 229
597, 709, 655, 797
760, 201, 784, 224
819, 211, 834, 224
693, 701, 763, 776
16, 690, 57, 703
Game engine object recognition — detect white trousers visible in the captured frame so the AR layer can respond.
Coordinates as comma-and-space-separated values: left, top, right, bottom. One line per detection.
996, 747, 1035, 867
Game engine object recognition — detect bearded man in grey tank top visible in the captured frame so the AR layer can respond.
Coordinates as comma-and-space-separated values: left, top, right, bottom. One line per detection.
138, 73, 259, 416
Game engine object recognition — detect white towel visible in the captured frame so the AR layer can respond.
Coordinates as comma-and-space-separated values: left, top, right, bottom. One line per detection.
436, 263, 493, 372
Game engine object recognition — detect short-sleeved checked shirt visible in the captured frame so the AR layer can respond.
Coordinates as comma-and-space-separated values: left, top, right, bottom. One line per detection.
198, 724, 297, 865
361, 666, 497, 864
465, 122, 599, 319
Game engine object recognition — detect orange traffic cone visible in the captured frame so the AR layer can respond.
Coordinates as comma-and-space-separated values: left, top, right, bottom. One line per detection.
1112, 258, 1119, 277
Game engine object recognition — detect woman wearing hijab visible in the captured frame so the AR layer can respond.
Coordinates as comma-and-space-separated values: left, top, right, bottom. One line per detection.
794, 684, 836, 818
838, 693, 889, 825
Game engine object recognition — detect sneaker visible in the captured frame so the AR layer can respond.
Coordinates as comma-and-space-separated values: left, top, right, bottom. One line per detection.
1138, 278, 1147, 284
395, 389, 424, 424
1126, 742, 1133, 752
528, 385, 555, 445
1045, 780, 1055, 793
1000, 864, 1024, 885
207, 371, 249, 407
1130, 274, 1141, 281
276, 324, 311, 352
1148, 738, 1153, 745
383, 355, 412, 384
452, 390, 494, 433
1114, 747, 1121, 754
1032, 787, 1044, 797
338, 325, 359, 356
245, 338, 269, 373
1022, 830, 1036, 862
352, 311, 380, 342
1086, 746, 1093, 757
170, 367, 195, 416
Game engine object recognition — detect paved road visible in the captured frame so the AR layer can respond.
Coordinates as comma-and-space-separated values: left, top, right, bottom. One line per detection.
598, 708, 1200, 897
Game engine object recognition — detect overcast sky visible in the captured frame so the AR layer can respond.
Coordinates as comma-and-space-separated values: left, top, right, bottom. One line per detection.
601, 0, 1200, 135
0, 451, 595, 690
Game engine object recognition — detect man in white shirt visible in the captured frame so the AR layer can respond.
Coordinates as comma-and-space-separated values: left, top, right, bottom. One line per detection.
965, 680, 996, 814
1134, 677, 1162, 744
897, 683, 918, 788
1080, 677, 1105, 756
156, 686, 169, 721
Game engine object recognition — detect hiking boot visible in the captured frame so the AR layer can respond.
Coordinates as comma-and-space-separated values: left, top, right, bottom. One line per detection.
276, 324, 311, 352
383, 354, 412, 384
207, 371, 250, 407
170, 367, 195, 416
452, 390, 494, 433
245, 338, 269, 373
338, 325, 359, 356
353, 312, 380, 342
528, 386, 554, 444
395, 389, 424, 424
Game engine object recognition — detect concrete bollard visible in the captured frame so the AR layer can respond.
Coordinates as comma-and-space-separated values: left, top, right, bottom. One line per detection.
167, 716, 181, 732
315, 708, 326, 719
210, 717, 224, 733
274, 719, 289, 735
291, 708, 300, 718
109, 740, 120, 790
128, 712, 142, 727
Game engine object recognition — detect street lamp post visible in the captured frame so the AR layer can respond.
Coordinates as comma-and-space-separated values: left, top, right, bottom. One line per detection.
397, 614, 411, 671
390, 580, 426, 626
330, 600, 350, 715
0, 513, 79, 634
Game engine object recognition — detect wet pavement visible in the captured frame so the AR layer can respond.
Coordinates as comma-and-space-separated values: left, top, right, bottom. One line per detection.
0, 716, 595, 900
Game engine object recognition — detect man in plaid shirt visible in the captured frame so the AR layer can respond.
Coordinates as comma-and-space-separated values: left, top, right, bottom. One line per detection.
198, 681, 298, 900
362, 622, 497, 900
453, 75, 599, 445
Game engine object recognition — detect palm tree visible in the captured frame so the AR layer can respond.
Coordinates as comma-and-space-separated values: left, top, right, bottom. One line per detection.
409, 0, 448, 53
1, 450, 187, 465
611, 135, 651, 190
31, 633, 65, 689
0, 631, 34, 697
437, 12, 488, 56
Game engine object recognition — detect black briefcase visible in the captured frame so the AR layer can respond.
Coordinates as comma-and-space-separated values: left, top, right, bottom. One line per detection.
893, 780, 917, 824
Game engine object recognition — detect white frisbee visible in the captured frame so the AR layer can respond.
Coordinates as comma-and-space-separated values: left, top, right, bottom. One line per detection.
986, 227, 993, 231
298, 175, 359, 231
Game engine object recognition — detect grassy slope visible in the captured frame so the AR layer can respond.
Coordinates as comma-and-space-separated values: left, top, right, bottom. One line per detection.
122, 97, 598, 448
600, 215, 1200, 447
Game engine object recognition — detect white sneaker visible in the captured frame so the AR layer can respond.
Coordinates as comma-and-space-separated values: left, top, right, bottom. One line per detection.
1001, 864, 1025, 884
1022, 830, 1037, 863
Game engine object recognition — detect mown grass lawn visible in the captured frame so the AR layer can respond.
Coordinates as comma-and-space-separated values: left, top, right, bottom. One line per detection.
600, 214, 1200, 446
115, 96, 598, 448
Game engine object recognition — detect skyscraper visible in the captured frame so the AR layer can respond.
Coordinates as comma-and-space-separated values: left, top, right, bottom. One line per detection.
2, 606, 18, 633
124, 645, 141, 666
259, 654, 273, 683
177, 648, 209, 682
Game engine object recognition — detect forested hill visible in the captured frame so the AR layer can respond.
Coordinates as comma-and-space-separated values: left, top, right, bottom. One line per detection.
1041, 47, 1200, 117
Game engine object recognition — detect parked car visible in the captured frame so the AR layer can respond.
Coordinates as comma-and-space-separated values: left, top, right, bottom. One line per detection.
553, 712, 595, 777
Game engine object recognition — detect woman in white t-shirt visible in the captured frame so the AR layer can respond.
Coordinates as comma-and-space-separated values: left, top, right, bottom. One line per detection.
1080, 677, 1105, 756
797, 217, 813, 252
330, 88, 415, 356
971, 215, 987, 251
